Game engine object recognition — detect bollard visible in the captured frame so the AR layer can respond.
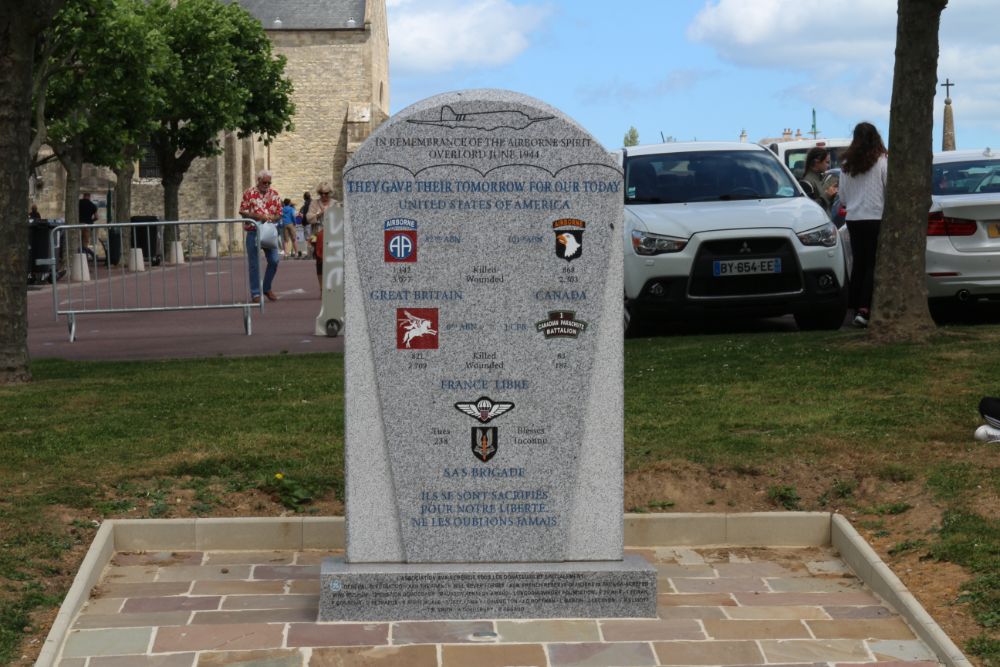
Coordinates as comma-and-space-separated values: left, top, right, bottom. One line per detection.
168, 240, 185, 265
206, 238, 218, 259
128, 247, 146, 272
315, 205, 345, 336
70, 253, 91, 282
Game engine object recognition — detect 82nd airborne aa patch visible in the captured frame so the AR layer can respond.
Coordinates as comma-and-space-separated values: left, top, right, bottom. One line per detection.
471, 427, 498, 462
384, 218, 418, 263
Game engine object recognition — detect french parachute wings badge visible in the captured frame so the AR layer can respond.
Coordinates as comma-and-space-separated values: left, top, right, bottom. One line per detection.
454, 396, 515, 424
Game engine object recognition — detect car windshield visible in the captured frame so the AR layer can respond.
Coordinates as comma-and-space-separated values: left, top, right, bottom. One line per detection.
625, 150, 799, 204
933, 159, 1000, 195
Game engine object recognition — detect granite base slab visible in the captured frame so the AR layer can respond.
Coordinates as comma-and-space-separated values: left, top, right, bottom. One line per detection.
319, 554, 656, 621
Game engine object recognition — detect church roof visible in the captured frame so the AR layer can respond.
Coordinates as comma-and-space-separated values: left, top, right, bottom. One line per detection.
233, 0, 367, 30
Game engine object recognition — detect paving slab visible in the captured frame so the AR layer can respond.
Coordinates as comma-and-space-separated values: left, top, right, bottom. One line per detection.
51, 545, 949, 666
40, 514, 966, 667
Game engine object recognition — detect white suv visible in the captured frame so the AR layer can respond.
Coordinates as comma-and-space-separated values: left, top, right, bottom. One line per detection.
622, 141, 848, 331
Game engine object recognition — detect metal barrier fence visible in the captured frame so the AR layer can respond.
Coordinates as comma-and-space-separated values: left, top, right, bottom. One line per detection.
47, 219, 263, 341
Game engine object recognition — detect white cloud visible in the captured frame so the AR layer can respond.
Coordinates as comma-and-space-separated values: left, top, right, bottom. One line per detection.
687, 0, 896, 71
687, 0, 1000, 141
388, 0, 553, 74
577, 68, 718, 106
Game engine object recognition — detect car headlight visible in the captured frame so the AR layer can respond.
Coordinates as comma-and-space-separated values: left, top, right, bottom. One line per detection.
796, 222, 838, 247
630, 229, 688, 255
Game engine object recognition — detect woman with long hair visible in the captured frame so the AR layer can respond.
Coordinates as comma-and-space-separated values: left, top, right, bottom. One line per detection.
802, 147, 837, 211
838, 122, 888, 327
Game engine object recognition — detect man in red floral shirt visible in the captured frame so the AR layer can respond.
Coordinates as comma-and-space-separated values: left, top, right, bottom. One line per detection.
240, 170, 283, 302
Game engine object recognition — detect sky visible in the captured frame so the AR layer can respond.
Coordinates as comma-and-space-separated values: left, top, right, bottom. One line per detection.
384, 0, 999, 152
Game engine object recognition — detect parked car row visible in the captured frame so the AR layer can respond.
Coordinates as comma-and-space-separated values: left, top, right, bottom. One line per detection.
621, 141, 847, 333
620, 142, 1000, 332
926, 148, 1000, 318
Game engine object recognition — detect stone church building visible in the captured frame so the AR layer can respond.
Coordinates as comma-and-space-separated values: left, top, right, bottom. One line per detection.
37, 0, 388, 222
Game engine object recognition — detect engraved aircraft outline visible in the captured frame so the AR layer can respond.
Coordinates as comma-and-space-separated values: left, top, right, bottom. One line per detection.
407, 105, 554, 131
454, 396, 515, 423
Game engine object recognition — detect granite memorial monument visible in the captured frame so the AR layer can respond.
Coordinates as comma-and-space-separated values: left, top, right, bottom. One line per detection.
321, 89, 655, 621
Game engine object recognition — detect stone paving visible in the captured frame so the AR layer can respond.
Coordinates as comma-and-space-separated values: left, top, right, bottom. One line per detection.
55, 545, 943, 667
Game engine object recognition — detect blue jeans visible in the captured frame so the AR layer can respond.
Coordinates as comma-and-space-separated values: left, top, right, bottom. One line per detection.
246, 229, 280, 297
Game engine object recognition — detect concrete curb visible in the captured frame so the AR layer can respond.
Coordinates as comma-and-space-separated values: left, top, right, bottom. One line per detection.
36, 520, 115, 667
37, 512, 969, 667
831, 514, 973, 667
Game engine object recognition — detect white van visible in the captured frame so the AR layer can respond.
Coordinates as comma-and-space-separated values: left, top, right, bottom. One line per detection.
765, 138, 851, 179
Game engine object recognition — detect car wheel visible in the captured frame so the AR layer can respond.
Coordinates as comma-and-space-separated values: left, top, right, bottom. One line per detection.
623, 298, 645, 338
623, 297, 638, 336
794, 303, 847, 331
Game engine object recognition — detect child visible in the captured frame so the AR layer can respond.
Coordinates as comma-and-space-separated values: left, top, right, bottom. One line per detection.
281, 198, 299, 257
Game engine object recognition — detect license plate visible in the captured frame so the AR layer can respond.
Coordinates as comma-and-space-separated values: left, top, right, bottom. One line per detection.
988, 223, 1000, 238
713, 258, 781, 277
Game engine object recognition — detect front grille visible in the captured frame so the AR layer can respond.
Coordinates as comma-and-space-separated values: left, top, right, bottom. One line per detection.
689, 237, 802, 297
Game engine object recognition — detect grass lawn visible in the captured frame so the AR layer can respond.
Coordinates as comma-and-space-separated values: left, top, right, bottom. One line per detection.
1, 327, 998, 664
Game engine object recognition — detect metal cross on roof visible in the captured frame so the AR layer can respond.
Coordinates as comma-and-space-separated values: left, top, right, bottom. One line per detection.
942, 78, 955, 98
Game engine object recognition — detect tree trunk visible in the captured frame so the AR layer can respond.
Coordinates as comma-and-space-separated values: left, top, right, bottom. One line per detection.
162, 170, 183, 223
60, 147, 83, 226
159, 144, 197, 245
114, 160, 135, 257
58, 145, 87, 258
869, 0, 948, 344
0, 9, 39, 383
161, 169, 183, 245
0, 2, 63, 383
114, 155, 135, 223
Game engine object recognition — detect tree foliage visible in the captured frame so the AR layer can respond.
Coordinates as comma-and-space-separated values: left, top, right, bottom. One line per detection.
623, 126, 639, 147
870, 0, 948, 343
145, 0, 295, 222
42, 0, 167, 224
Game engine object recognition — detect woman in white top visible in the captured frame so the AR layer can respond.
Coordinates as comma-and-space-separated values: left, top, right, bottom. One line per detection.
838, 122, 888, 327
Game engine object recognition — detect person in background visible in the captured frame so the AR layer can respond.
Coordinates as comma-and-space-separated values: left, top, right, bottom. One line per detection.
299, 192, 312, 238
281, 197, 300, 258
802, 147, 838, 212
311, 223, 323, 291
239, 170, 283, 303
29, 203, 42, 221
307, 183, 335, 290
78, 192, 98, 259
838, 122, 888, 328
298, 191, 312, 258
306, 183, 333, 237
